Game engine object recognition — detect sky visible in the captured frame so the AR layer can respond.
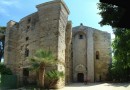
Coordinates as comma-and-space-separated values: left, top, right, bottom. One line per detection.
0, 0, 114, 39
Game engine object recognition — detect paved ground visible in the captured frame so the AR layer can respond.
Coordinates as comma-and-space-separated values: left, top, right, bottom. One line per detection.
1, 83, 130, 90
59, 83, 130, 90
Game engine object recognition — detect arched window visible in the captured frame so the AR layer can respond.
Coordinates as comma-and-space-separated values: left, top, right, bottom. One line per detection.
96, 51, 99, 59
25, 48, 29, 57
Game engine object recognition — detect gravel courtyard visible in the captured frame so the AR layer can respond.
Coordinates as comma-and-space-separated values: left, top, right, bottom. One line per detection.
60, 83, 130, 90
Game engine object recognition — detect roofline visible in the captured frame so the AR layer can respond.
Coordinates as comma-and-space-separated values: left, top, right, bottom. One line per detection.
36, 0, 70, 14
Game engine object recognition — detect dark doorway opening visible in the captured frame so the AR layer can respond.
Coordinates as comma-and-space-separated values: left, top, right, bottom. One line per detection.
77, 73, 84, 82
23, 68, 29, 85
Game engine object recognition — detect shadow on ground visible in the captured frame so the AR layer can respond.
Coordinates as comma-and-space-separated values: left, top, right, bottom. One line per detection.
105, 83, 130, 87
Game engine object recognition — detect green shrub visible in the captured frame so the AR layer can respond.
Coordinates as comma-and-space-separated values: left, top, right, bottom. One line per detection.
0, 63, 12, 75
0, 63, 13, 89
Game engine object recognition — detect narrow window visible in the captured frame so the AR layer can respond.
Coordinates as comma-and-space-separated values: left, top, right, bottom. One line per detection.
26, 37, 29, 41
79, 34, 83, 39
27, 26, 30, 29
25, 48, 29, 57
23, 68, 29, 77
96, 51, 99, 59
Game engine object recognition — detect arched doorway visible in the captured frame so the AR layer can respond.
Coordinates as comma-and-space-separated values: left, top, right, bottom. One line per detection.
77, 73, 84, 82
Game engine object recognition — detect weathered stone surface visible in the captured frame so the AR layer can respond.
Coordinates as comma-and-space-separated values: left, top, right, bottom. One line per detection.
94, 30, 112, 82
4, 0, 111, 88
4, 0, 70, 88
65, 21, 72, 84
72, 24, 111, 82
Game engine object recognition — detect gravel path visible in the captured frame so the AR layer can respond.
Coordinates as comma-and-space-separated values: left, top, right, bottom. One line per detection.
59, 83, 130, 90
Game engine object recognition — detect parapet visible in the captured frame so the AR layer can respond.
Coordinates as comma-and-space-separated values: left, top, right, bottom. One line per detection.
36, 0, 70, 14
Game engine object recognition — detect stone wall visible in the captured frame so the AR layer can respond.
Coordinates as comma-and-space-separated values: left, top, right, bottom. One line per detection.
4, 0, 70, 88
72, 25, 111, 82
4, 21, 19, 73
86, 29, 94, 82
94, 30, 112, 82
72, 25, 95, 82
72, 26, 87, 82
65, 21, 72, 84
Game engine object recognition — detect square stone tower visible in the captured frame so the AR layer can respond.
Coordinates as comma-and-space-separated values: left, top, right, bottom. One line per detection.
4, 0, 71, 88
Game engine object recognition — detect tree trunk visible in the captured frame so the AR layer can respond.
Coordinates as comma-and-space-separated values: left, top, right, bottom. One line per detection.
37, 64, 45, 88
49, 79, 59, 88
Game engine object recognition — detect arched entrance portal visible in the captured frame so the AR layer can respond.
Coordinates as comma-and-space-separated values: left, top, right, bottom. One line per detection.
77, 73, 84, 82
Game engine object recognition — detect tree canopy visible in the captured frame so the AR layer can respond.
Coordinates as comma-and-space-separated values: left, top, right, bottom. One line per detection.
0, 63, 12, 75
97, 3, 125, 28
98, 3, 130, 81
0, 26, 6, 62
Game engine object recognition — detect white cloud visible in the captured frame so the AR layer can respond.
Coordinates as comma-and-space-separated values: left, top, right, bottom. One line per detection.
0, 7, 10, 17
0, 0, 14, 6
0, 0, 22, 17
0, 0, 22, 9
0, 0, 19, 6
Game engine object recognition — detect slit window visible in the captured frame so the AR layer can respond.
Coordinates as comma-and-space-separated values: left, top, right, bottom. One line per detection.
96, 51, 99, 59
25, 48, 29, 57
26, 37, 29, 41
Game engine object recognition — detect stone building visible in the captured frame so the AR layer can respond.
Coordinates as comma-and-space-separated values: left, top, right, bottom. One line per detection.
4, 0, 111, 88
4, 0, 71, 87
72, 24, 111, 82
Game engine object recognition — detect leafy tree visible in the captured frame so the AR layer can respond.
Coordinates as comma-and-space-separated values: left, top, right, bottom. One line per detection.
111, 29, 130, 81
0, 26, 6, 62
29, 49, 61, 88
98, 3, 130, 81
97, 3, 124, 28
0, 27, 6, 34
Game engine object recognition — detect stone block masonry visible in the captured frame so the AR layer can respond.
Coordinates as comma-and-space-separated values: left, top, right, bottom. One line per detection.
4, 0, 71, 88
4, 0, 111, 88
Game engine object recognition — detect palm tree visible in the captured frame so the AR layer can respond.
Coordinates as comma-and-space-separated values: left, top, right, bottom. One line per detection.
45, 70, 64, 89
29, 49, 58, 88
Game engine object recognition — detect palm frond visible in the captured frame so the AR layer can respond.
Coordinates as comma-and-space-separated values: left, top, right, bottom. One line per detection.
28, 49, 58, 71
45, 70, 64, 80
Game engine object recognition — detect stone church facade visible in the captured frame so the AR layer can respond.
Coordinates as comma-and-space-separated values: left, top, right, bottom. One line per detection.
4, 0, 111, 87
72, 24, 111, 82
